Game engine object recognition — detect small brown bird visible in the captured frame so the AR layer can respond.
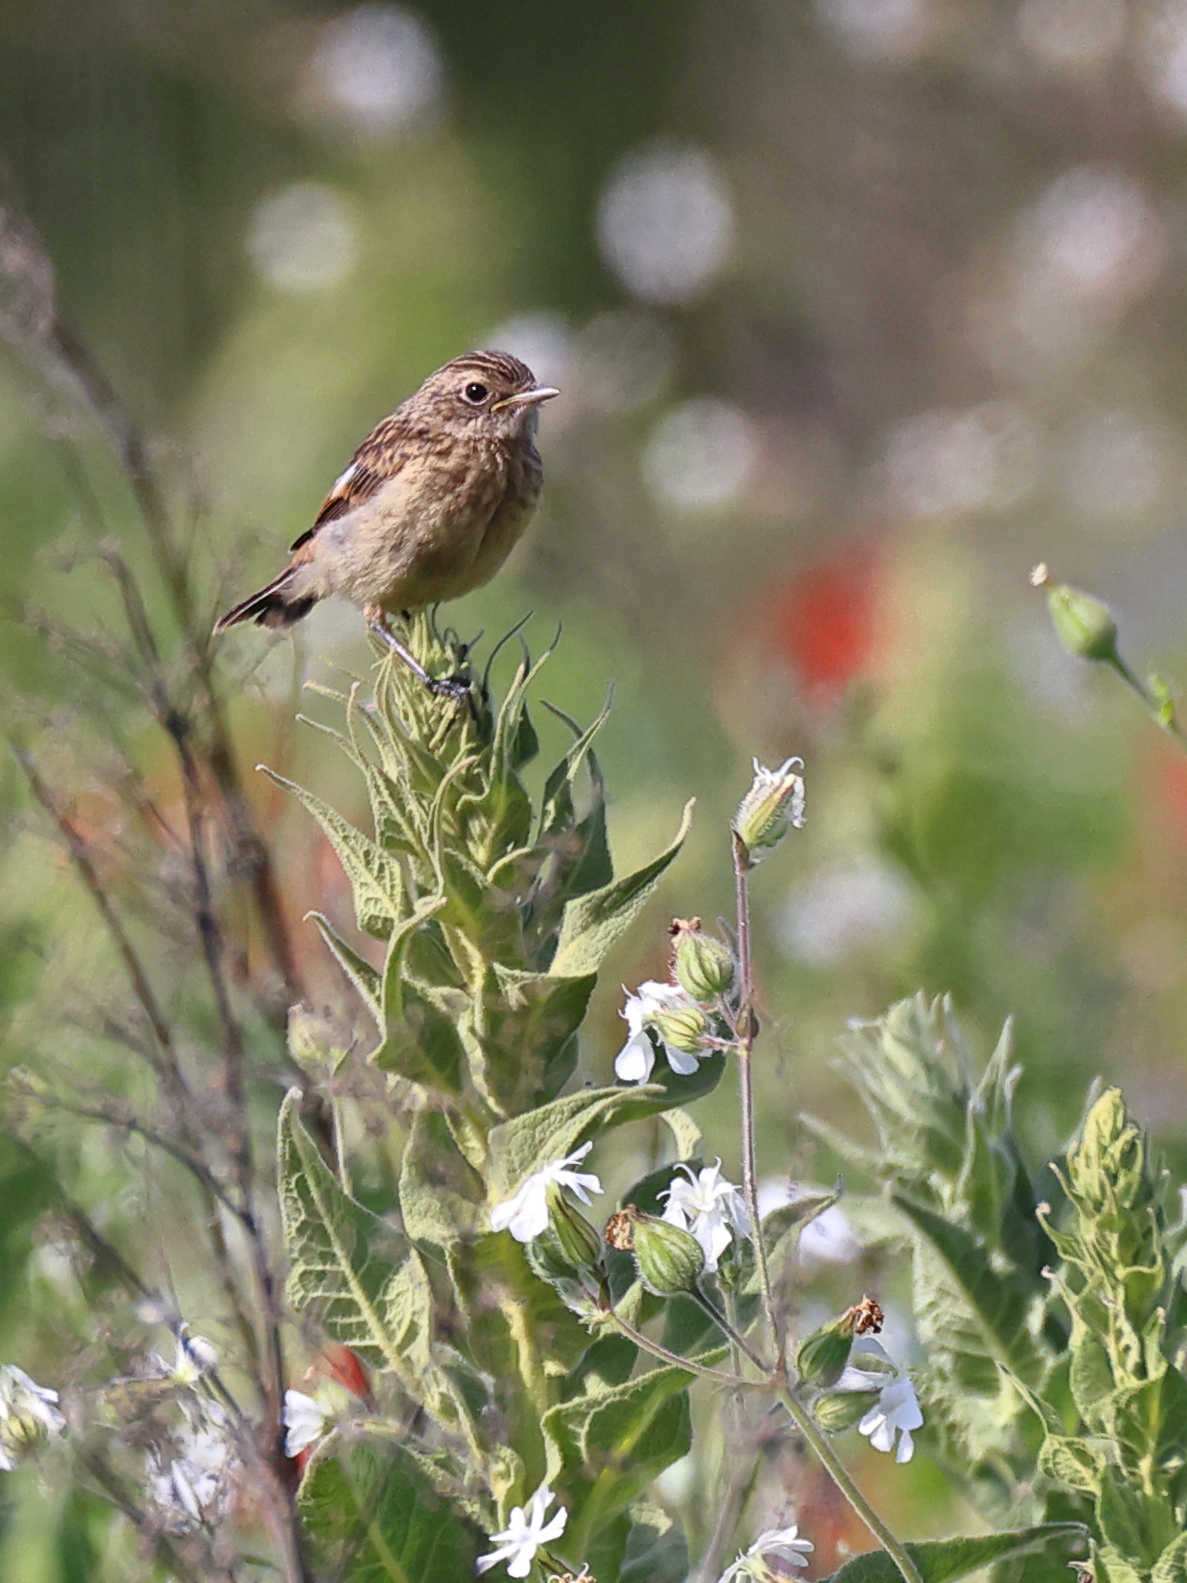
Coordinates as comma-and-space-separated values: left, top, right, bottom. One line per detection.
215, 350, 559, 694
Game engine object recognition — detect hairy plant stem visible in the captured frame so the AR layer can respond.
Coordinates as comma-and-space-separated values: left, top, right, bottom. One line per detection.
690, 1287, 770, 1374
597, 1297, 754, 1388
731, 833, 777, 1344
775, 1381, 924, 1583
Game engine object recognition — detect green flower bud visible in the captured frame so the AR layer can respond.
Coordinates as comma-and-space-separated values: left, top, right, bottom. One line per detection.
670, 918, 735, 1002
526, 1227, 579, 1285
732, 757, 805, 866
795, 1322, 854, 1388
1036, 570, 1119, 664
813, 1390, 877, 1432
649, 1003, 711, 1056
631, 1212, 705, 1297
546, 1183, 603, 1275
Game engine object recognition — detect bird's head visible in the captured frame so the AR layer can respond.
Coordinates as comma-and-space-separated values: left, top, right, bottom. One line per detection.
415, 351, 560, 442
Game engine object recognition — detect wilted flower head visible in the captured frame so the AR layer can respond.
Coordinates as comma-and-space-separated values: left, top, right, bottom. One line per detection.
661, 1160, 750, 1273
476, 1482, 568, 1578
733, 757, 805, 866
720, 1522, 814, 1582
0, 1365, 65, 1469
146, 1410, 240, 1532
491, 1143, 603, 1244
615, 980, 713, 1083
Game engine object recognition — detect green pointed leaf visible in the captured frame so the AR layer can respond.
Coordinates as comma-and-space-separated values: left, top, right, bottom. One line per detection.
299, 1439, 481, 1582
1038, 1435, 1104, 1496
549, 799, 695, 976
620, 1505, 689, 1583
890, 1191, 1048, 1384
1152, 1533, 1187, 1583
260, 765, 404, 939
277, 1090, 408, 1372
399, 1111, 485, 1261
544, 1364, 694, 1556
369, 897, 465, 1093
819, 1523, 1088, 1583
487, 1067, 724, 1205
309, 911, 382, 1024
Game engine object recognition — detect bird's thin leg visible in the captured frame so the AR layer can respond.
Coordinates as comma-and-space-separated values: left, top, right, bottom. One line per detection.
365, 609, 471, 705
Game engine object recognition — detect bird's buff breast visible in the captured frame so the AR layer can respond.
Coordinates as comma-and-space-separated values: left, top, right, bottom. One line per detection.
319, 447, 542, 613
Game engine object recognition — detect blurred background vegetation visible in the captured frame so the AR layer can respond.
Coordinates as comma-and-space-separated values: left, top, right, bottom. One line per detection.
2, 0, 1187, 1575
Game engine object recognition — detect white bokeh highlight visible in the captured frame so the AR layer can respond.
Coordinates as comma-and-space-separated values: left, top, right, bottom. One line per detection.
482, 311, 572, 394
779, 858, 917, 966
597, 142, 734, 305
882, 402, 1038, 518
246, 183, 359, 293
304, 4, 445, 137
643, 398, 758, 512
814, 0, 930, 60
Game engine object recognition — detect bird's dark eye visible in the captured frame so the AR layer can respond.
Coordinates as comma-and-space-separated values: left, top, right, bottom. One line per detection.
463, 381, 489, 404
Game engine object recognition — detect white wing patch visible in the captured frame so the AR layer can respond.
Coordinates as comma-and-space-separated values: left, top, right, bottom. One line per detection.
331, 461, 357, 494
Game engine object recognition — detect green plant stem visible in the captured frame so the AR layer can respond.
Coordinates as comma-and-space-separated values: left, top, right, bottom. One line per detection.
1110, 653, 1187, 756
774, 1382, 924, 1583
732, 833, 778, 1344
690, 1287, 770, 1374
598, 1300, 756, 1388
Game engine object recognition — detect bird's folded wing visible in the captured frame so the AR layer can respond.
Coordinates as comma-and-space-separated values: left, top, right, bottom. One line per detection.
289, 413, 411, 552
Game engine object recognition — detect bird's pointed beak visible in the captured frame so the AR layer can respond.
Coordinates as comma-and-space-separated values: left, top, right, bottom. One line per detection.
492, 386, 561, 412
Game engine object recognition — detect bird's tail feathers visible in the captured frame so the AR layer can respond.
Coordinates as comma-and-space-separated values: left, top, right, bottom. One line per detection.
214, 567, 318, 633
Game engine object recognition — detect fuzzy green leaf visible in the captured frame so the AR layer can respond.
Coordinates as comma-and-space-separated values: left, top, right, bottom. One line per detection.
277, 1091, 409, 1372
890, 1190, 1048, 1385
308, 911, 382, 1024
299, 1439, 481, 1581
819, 1524, 1087, 1583
544, 1364, 694, 1557
487, 1069, 723, 1205
1152, 1533, 1187, 1583
399, 1110, 485, 1262
259, 766, 404, 939
548, 799, 695, 976
369, 897, 466, 1093
1037, 1435, 1104, 1496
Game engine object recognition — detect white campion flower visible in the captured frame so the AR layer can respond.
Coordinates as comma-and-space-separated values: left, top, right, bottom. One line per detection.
858, 1375, 924, 1463
615, 979, 705, 1083
719, 1523, 814, 1582
476, 1482, 568, 1578
490, 1143, 603, 1244
283, 1389, 328, 1457
661, 1160, 750, 1273
837, 1339, 924, 1464
0, 1365, 65, 1469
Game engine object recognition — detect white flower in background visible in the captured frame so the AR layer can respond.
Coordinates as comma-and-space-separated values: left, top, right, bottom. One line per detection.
283, 1390, 328, 1457
838, 1340, 924, 1463
147, 1413, 240, 1532
490, 1143, 603, 1244
0, 1365, 65, 1469
615, 980, 703, 1083
661, 1161, 750, 1273
720, 1522, 814, 1581
476, 1483, 568, 1578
